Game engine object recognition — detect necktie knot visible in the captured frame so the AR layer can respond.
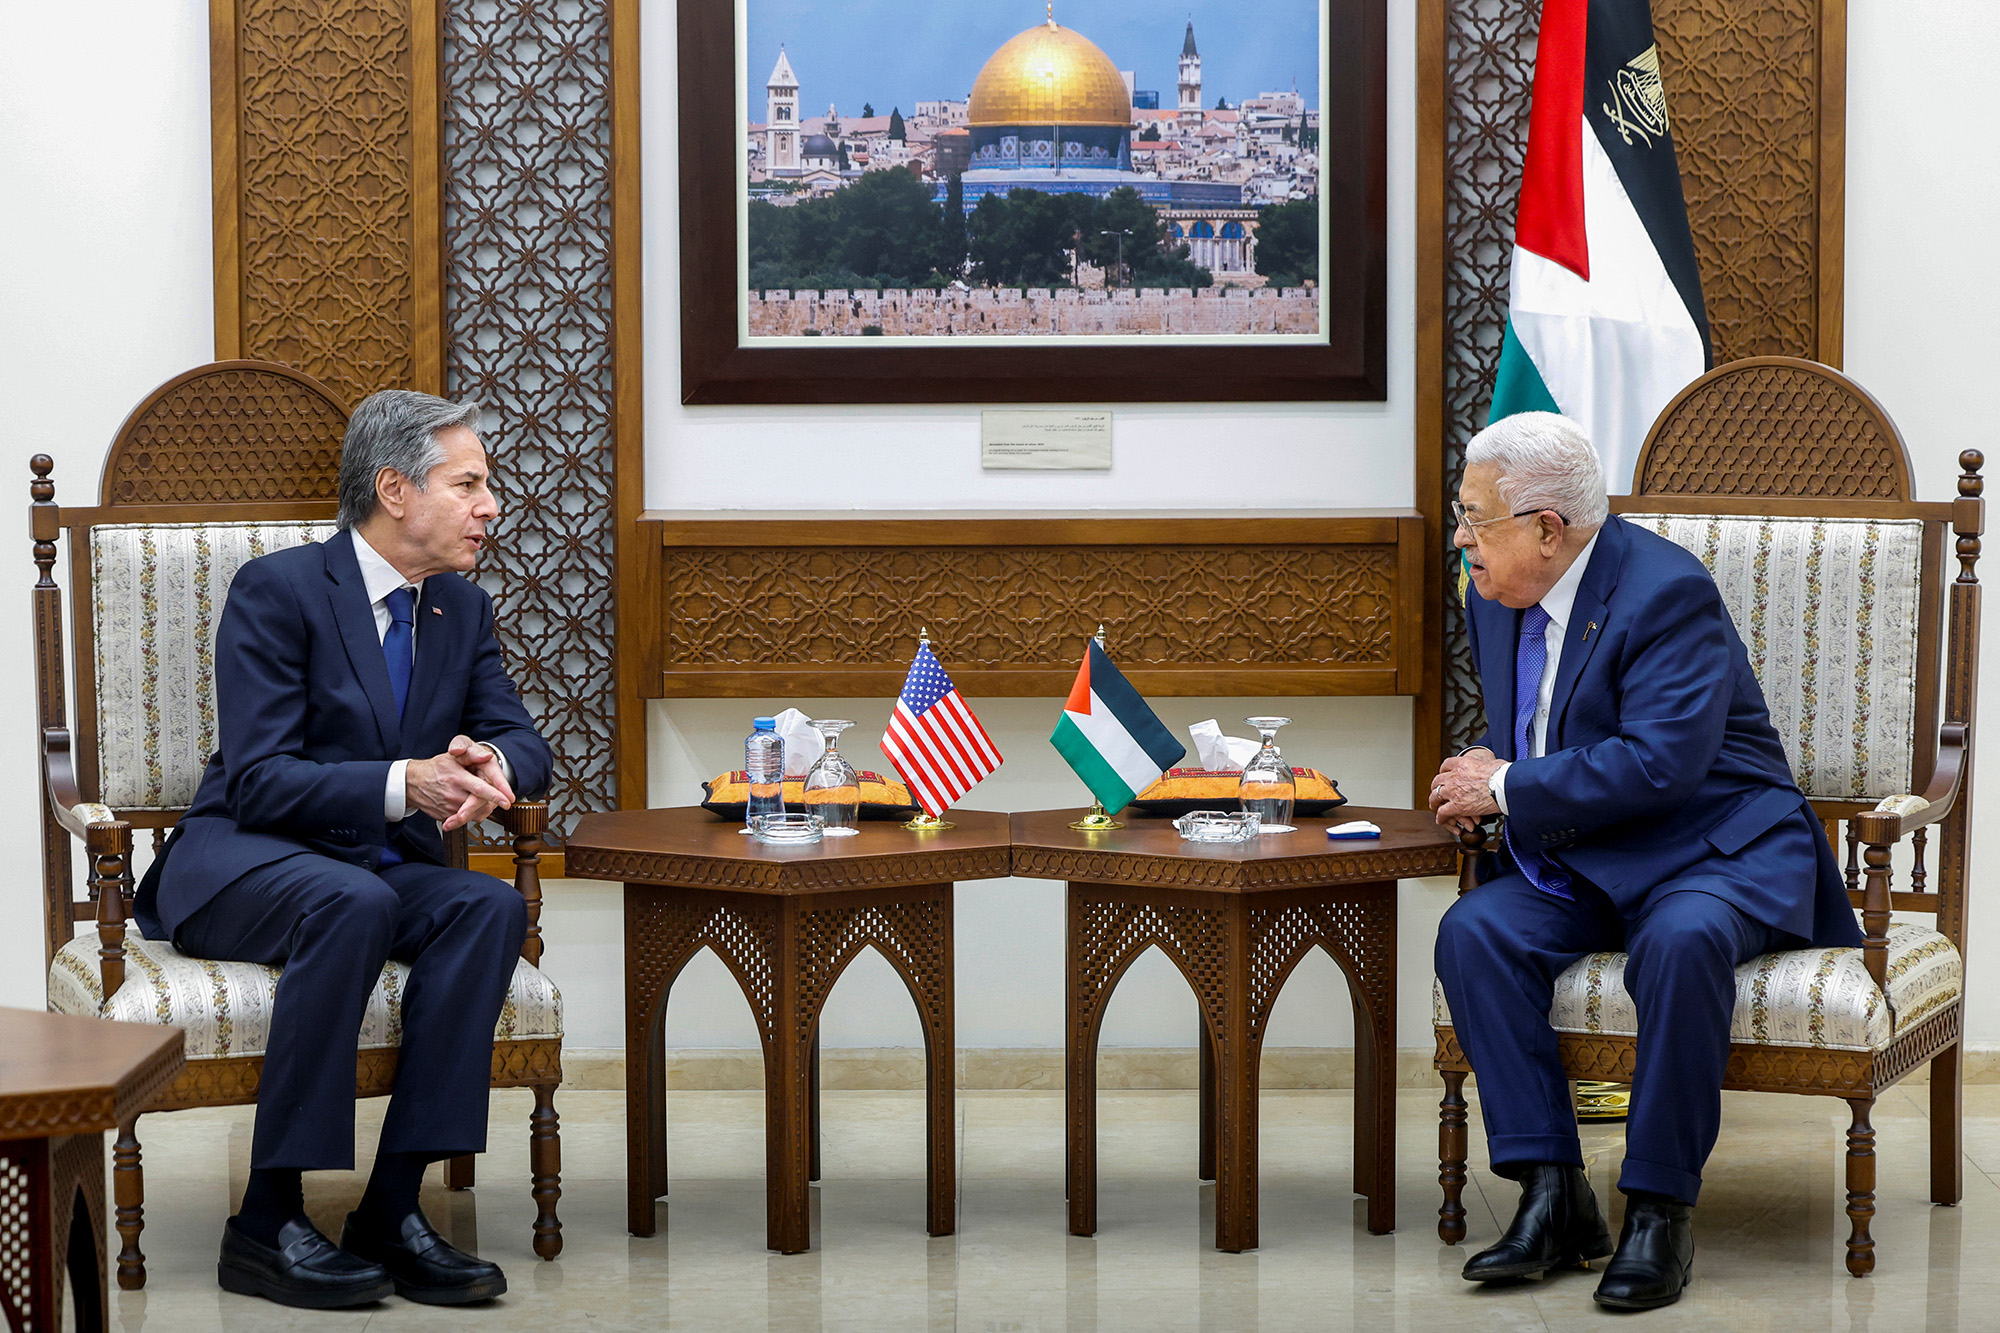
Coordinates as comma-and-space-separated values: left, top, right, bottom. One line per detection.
386, 586, 416, 626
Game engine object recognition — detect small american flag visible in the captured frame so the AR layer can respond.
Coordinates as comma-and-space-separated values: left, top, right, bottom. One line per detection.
881, 644, 1003, 816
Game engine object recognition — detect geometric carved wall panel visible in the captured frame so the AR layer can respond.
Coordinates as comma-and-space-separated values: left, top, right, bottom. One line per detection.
442, 1, 619, 843
1427, 0, 1846, 755
221, 0, 418, 407
653, 515, 1425, 699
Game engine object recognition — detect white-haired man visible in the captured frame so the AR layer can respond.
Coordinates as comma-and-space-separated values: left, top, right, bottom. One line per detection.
1428, 412, 1861, 1311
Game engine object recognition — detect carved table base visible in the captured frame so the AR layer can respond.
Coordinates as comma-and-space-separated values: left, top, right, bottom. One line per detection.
1065, 880, 1399, 1252
0, 1135, 105, 1333
622, 880, 957, 1254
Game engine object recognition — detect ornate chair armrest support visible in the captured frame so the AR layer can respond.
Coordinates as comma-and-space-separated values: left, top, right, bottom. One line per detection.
45, 725, 136, 999
1851, 725, 1972, 997
494, 800, 549, 967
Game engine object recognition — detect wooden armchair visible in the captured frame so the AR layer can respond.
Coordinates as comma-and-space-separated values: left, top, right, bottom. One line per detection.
1434, 357, 1981, 1277
32, 362, 565, 1288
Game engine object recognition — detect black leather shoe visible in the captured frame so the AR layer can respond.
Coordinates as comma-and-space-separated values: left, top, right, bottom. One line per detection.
1461, 1163, 1615, 1282
218, 1215, 394, 1308
341, 1209, 508, 1305
1593, 1196, 1694, 1311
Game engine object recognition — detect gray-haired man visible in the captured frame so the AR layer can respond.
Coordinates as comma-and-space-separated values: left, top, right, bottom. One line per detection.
137, 389, 553, 1309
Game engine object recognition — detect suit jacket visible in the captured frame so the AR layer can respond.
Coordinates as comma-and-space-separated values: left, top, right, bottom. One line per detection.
1466, 513, 1863, 948
135, 528, 553, 941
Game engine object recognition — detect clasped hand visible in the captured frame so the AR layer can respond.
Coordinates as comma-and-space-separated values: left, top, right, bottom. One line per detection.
406, 735, 515, 832
1428, 748, 1502, 833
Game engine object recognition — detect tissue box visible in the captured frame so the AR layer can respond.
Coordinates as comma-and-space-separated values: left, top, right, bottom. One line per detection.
700, 770, 919, 821
1125, 767, 1346, 817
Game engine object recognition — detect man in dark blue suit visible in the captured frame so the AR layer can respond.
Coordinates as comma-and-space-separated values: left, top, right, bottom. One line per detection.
1428, 412, 1861, 1312
135, 390, 552, 1309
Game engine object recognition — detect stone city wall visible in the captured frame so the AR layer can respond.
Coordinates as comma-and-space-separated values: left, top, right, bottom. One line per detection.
747, 285, 1319, 337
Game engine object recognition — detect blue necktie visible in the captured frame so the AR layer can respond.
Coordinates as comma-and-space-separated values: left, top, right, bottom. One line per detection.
383, 586, 415, 718
379, 586, 416, 868
1505, 604, 1572, 899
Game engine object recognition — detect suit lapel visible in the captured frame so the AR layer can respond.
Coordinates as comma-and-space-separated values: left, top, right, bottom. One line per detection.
324, 530, 403, 753
402, 580, 447, 734
1545, 517, 1626, 747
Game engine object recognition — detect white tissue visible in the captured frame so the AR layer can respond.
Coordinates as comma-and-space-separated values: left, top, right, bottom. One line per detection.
770, 708, 826, 777
1189, 719, 1261, 772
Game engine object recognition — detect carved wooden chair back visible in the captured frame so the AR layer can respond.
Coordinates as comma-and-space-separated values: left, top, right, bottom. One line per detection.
29, 362, 564, 1285
1612, 356, 1978, 961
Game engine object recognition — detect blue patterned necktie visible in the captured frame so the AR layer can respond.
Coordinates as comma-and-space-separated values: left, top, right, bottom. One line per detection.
383, 586, 416, 718
1505, 604, 1571, 899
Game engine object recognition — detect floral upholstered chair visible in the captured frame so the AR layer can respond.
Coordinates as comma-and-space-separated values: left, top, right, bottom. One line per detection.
32, 362, 564, 1288
1434, 358, 1982, 1277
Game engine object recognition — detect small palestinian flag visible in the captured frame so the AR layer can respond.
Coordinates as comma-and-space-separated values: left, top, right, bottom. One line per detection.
1489, 0, 1710, 491
1050, 640, 1186, 813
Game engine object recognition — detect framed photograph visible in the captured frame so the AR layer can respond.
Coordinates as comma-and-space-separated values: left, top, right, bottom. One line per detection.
676, 0, 1385, 404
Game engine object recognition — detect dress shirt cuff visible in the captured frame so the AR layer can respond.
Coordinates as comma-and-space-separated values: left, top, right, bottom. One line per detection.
1489, 761, 1511, 817
479, 741, 515, 790
386, 759, 412, 823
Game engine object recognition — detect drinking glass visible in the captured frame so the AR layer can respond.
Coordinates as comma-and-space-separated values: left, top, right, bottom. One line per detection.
801, 719, 861, 836
1238, 716, 1297, 833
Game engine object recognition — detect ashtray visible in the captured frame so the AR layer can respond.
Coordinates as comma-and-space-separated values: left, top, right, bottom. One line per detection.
1173, 810, 1262, 843
750, 813, 825, 845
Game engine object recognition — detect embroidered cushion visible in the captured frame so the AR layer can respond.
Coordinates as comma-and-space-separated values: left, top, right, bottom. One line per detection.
1621, 513, 1924, 801
90, 520, 337, 810
1432, 922, 1960, 1053
48, 933, 562, 1059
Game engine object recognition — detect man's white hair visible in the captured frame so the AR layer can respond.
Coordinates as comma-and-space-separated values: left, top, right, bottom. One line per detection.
1463, 412, 1609, 533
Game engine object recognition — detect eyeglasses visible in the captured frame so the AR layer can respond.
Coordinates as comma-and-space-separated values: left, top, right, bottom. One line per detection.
1452, 500, 1567, 537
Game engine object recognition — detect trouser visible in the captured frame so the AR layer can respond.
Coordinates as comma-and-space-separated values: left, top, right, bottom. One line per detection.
176, 853, 528, 1171
1434, 873, 1783, 1204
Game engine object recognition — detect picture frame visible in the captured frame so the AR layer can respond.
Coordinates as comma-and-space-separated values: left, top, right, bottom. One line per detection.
675, 0, 1386, 405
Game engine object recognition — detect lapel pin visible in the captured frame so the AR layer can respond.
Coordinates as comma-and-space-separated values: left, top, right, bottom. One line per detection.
1583, 620, 1598, 642
432, 606, 444, 616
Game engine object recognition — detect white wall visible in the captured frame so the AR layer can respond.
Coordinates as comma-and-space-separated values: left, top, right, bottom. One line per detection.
4, 0, 1995, 1066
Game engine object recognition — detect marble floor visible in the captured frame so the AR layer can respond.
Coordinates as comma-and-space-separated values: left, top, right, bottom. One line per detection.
76, 1081, 2000, 1331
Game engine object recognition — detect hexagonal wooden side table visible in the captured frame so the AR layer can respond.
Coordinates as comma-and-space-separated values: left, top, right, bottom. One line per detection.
0, 1009, 183, 1333
1009, 807, 1459, 1253
565, 807, 1013, 1254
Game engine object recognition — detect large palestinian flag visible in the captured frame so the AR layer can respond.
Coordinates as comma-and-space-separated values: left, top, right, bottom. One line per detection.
1489, 0, 1710, 492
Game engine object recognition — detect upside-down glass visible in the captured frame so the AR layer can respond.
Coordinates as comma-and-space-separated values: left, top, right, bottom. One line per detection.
801, 719, 861, 836
1238, 716, 1297, 833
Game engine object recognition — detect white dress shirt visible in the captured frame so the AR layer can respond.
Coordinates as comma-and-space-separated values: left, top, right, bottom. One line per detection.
1490, 530, 1600, 815
349, 529, 511, 822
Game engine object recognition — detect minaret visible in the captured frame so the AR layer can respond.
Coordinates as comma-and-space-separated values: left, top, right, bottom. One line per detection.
1178, 21, 1203, 134
766, 47, 799, 172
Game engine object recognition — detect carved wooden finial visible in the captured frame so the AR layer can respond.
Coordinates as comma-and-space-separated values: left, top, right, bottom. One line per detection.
1957, 450, 1985, 584
29, 454, 53, 505
1960, 449, 1984, 497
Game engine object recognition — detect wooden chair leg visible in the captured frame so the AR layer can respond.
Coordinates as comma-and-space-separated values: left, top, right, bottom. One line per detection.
530, 1082, 563, 1259
1438, 1069, 1469, 1245
445, 1154, 476, 1190
1932, 1042, 1963, 1206
1845, 1096, 1877, 1276
112, 1116, 146, 1290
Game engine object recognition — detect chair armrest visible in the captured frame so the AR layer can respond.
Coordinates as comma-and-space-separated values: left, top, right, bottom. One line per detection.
44, 727, 117, 843
493, 800, 549, 966
1851, 724, 1968, 846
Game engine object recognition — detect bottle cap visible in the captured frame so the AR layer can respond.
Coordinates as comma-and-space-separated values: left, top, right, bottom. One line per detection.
753, 717, 777, 729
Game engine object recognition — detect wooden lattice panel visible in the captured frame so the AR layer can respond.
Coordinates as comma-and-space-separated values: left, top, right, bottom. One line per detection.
442, 0, 619, 844
0, 1153, 31, 1331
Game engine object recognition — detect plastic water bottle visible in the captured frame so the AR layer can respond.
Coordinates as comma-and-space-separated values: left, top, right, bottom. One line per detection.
745, 717, 785, 828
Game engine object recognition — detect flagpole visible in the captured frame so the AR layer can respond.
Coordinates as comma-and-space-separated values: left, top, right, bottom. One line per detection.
1068, 623, 1126, 832
902, 626, 959, 832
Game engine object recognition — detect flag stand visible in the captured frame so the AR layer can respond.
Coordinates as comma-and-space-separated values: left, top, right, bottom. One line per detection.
902, 813, 957, 832
1068, 801, 1123, 832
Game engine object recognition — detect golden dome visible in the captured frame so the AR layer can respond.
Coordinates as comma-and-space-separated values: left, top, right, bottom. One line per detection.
967, 20, 1133, 128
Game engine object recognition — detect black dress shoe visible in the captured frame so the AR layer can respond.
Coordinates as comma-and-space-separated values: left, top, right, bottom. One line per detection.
1462, 1163, 1615, 1282
1594, 1196, 1695, 1311
341, 1209, 508, 1305
218, 1215, 394, 1308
